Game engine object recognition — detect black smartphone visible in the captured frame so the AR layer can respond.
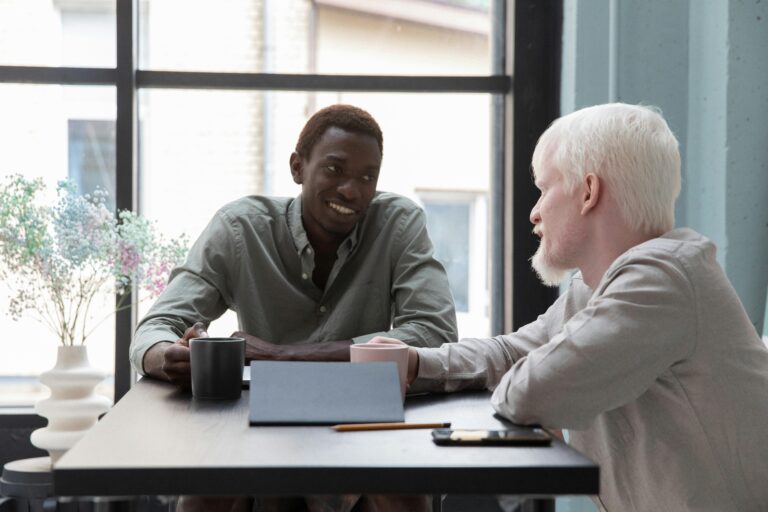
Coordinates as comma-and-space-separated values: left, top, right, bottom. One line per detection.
431, 428, 552, 446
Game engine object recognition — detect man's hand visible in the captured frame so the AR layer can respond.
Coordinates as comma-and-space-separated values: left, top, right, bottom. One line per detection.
143, 322, 208, 386
368, 336, 419, 385
233, 331, 353, 362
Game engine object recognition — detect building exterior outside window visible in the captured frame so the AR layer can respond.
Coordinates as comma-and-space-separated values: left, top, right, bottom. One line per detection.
422, 193, 489, 336
68, 119, 116, 211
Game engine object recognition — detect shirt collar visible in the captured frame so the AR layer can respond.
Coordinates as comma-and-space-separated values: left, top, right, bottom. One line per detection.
288, 194, 361, 256
288, 195, 310, 253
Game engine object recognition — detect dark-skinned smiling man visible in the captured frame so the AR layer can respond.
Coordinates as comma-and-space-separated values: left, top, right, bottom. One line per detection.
130, 104, 457, 512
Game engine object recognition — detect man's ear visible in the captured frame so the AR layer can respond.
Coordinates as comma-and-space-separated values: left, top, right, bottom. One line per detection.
581, 173, 600, 215
289, 152, 304, 185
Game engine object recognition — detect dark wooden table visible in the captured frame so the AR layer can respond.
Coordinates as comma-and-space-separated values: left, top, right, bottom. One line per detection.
53, 378, 598, 499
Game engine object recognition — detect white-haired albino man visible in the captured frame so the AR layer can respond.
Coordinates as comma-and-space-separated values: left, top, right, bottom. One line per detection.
374, 103, 768, 511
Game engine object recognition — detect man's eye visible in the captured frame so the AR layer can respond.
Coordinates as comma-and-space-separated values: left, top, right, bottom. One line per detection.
326, 165, 340, 174
362, 175, 378, 183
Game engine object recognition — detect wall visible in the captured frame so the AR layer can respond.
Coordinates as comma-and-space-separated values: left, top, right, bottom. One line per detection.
562, 0, 768, 334
560, 3, 768, 511
717, 1, 768, 332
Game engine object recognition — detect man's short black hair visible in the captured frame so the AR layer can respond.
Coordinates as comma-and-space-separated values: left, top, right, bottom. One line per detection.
295, 104, 383, 159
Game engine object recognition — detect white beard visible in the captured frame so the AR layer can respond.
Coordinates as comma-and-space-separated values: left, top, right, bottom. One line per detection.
531, 243, 572, 287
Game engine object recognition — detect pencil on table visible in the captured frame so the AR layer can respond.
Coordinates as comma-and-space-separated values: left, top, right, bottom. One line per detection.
332, 422, 451, 432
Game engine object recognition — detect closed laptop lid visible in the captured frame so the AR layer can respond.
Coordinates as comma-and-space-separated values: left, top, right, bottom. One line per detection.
248, 361, 404, 426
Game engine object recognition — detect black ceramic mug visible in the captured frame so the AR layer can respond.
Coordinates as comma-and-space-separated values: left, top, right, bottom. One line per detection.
189, 337, 245, 400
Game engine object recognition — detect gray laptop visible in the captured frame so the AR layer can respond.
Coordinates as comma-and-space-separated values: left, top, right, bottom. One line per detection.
248, 361, 405, 425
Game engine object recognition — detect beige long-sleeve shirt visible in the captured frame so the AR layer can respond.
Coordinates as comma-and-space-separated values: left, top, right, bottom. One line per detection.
415, 228, 768, 511
131, 192, 457, 374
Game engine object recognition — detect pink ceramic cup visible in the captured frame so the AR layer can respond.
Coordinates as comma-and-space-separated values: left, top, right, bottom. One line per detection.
349, 343, 409, 401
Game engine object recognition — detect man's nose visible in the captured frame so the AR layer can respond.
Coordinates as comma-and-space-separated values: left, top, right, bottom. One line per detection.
530, 198, 542, 225
337, 179, 362, 201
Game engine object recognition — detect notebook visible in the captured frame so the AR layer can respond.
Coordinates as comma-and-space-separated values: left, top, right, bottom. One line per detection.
248, 361, 405, 425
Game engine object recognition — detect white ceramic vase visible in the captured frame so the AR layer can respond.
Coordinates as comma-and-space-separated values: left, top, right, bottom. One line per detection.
30, 345, 112, 465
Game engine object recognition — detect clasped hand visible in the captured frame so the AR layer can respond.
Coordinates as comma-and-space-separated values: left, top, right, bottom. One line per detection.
367, 336, 419, 385
160, 323, 282, 386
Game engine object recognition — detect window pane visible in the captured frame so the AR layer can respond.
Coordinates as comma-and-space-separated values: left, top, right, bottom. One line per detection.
138, 89, 491, 337
69, 119, 117, 210
423, 201, 471, 312
0, 0, 116, 67
139, 0, 490, 75
0, 84, 116, 407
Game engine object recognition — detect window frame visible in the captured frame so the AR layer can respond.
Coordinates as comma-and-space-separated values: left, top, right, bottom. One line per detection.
0, 0, 562, 403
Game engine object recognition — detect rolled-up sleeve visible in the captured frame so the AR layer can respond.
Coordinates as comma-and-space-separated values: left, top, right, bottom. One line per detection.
490, 259, 695, 429
130, 211, 238, 374
410, 297, 562, 394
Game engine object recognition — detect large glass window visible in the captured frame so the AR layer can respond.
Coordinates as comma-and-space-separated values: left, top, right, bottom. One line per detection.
1, 0, 498, 406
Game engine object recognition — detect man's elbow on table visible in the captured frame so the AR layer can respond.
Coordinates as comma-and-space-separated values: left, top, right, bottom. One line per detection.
489, 379, 592, 430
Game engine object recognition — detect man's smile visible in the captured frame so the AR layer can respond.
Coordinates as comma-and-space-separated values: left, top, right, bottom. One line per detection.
327, 200, 356, 215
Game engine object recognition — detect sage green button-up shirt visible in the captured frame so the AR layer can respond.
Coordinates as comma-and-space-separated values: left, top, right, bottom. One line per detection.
130, 192, 457, 374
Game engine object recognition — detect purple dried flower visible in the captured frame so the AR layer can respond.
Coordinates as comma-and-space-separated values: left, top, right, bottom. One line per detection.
0, 174, 188, 346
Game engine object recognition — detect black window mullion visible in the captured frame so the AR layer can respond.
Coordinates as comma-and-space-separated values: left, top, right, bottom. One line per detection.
136, 70, 510, 93
512, 0, 562, 331
490, 0, 508, 336
114, 0, 138, 402
0, 66, 115, 84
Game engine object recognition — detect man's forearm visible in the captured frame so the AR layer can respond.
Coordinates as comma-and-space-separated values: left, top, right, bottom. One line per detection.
269, 340, 354, 362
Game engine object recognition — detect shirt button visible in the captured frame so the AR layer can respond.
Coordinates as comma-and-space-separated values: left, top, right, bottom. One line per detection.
307, 248, 313, 255
301, 273, 308, 280
319, 306, 327, 313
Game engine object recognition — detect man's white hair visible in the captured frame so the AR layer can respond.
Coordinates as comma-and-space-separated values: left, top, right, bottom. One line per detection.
532, 103, 681, 235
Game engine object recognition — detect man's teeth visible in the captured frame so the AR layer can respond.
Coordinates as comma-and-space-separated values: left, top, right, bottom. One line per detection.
328, 202, 354, 215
